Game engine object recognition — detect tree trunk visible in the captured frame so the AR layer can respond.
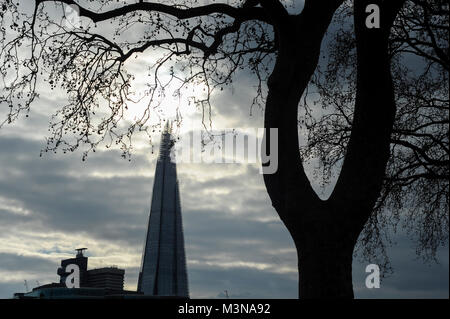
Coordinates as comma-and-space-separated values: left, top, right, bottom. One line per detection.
290, 203, 361, 298
297, 239, 355, 299
261, 0, 405, 299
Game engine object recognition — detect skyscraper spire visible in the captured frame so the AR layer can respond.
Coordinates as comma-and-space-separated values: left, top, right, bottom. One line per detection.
138, 122, 189, 297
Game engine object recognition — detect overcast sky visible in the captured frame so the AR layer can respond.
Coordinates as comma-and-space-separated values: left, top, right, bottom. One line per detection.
0, 0, 448, 299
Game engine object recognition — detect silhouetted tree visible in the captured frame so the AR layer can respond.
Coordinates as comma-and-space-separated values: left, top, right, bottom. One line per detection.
302, 0, 448, 273
0, 0, 447, 298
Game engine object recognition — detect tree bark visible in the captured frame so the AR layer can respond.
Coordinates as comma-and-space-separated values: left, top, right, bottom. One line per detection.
296, 233, 355, 299
261, 0, 405, 298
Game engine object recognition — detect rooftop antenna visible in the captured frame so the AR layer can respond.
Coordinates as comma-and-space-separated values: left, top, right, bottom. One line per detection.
75, 247, 88, 257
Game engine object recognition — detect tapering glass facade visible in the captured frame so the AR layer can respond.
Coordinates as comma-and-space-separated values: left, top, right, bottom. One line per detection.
138, 127, 189, 297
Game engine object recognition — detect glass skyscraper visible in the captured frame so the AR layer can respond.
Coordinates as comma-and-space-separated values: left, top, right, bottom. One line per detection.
137, 123, 189, 297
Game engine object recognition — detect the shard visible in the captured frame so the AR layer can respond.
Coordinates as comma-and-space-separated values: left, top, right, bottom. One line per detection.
137, 123, 189, 297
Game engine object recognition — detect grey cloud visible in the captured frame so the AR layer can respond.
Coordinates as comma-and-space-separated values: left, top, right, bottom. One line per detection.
353, 233, 449, 298
0, 253, 55, 273
0, 136, 153, 247
189, 265, 297, 299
